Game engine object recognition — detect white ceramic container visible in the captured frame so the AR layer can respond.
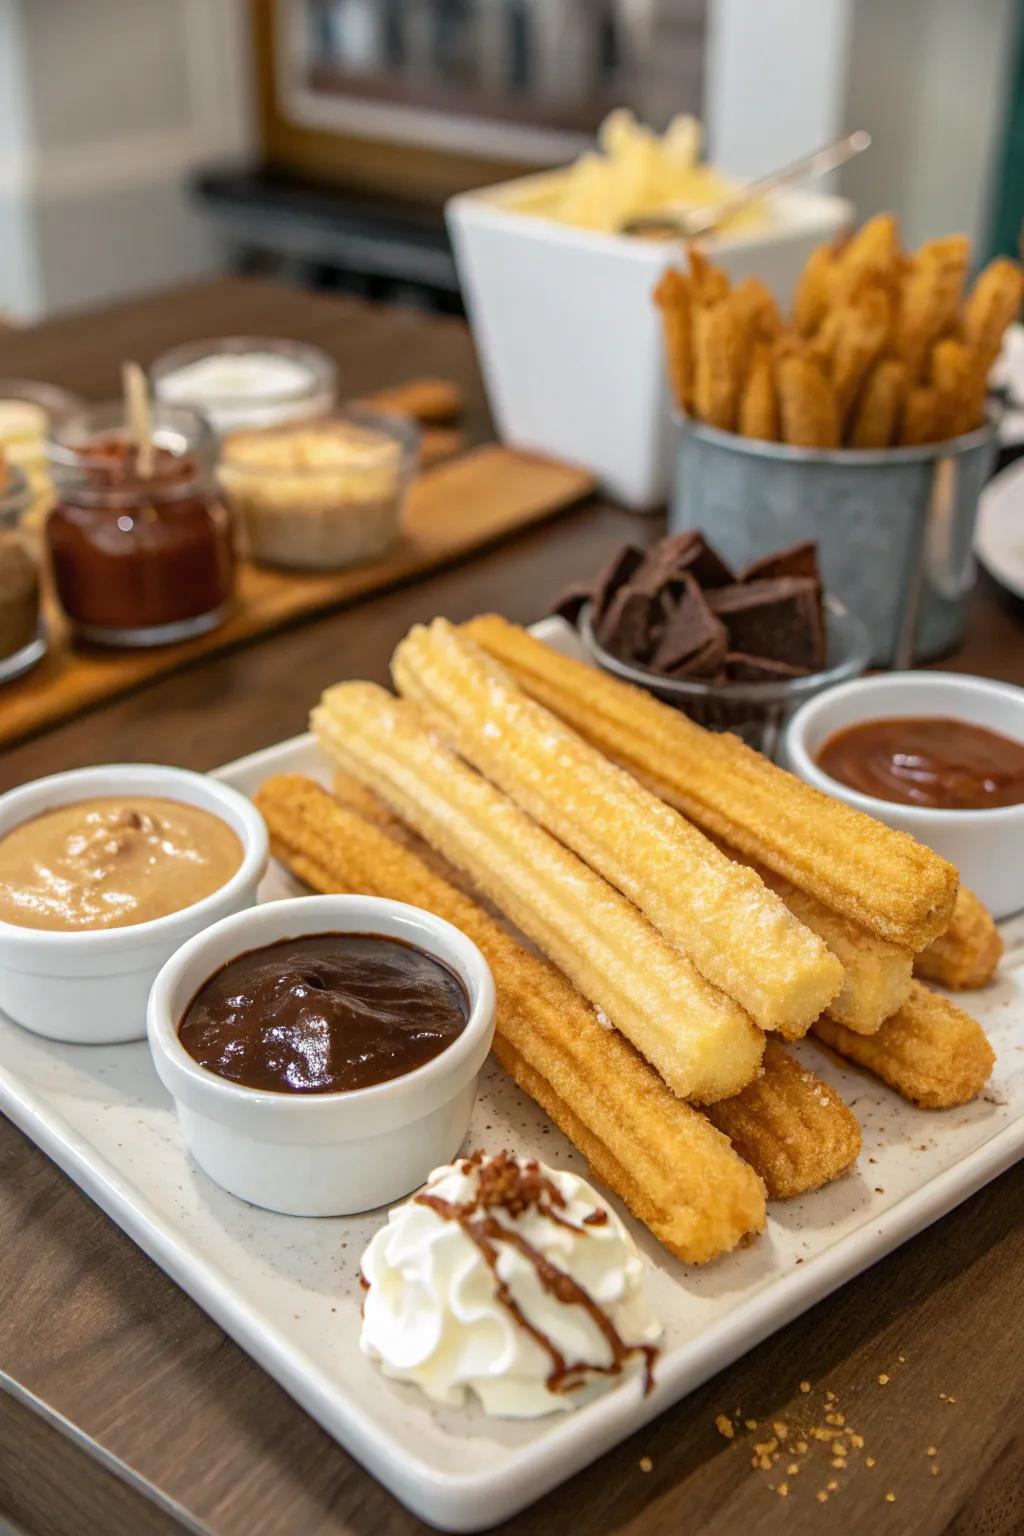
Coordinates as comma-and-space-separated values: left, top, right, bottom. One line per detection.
447, 176, 851, 509
785, 672, 1024, 920
146, 894, 496, 1216
0, 764, 268, 1044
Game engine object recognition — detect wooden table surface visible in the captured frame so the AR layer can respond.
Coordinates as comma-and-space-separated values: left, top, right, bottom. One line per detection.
2, 279, 1024, 1536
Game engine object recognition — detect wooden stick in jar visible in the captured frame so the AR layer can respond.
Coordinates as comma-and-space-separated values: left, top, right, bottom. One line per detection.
122, 360, 155, 477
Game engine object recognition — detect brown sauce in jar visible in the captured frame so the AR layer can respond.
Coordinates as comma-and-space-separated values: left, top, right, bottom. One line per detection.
179, 932, 469, 1093
46, 437, 233, 636
817, 715, 1024, 810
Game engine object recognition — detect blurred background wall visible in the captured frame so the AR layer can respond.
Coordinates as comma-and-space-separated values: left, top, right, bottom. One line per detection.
0, 0, 1019, 321
0, 0, 254, 317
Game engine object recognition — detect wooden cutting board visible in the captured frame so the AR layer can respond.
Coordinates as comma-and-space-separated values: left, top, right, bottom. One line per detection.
0, 444, 594, 747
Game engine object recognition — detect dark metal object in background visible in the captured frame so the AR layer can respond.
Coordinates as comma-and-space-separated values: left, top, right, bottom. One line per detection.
192, 167, 462, 312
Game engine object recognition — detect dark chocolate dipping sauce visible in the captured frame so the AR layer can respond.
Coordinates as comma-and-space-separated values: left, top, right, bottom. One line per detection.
179, 932, 469, 1093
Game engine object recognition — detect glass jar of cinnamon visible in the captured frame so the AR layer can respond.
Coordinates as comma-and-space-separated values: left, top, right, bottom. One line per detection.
46, 403, 234, 647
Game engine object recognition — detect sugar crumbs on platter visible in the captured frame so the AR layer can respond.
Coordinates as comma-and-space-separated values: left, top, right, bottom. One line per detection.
710, 1356, 955, 1505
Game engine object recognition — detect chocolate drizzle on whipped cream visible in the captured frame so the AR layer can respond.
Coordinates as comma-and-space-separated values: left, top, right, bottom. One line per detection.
415, 1150, 658, 1397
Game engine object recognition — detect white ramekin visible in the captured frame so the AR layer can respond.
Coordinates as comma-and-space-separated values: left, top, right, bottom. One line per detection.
146, 895, 496, 1216
785, 672, 1024, 919
0, 765, 268, 1043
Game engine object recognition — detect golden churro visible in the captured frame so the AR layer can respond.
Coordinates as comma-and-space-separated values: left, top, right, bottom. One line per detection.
832, 213, 900, 302
737, 342, 779, 442
723, 851, 914, 1034
848, 357, 908, 449
392, 619, 842, 1038
915, 887, 1003, 991
463, 616, 959, 950
653, 267, 693, 413
794, 241, 841, 335
892, 241, 969, 378
311, 683, 765, 1102
707, 1039, 862, 1199
963, 256, 1024, 371
899, 385, 945, 446
656, 218, 1020, 449
782, 885, 912, 1035
255, 772, 766, 1261
776, 350, 841, 449
814, 982, 994, 1109
692, 299, 744, 432
731, 276, 782, 341
827, 285, 891, 425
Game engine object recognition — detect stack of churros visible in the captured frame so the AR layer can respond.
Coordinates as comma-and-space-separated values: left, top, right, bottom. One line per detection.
256, 613, 999, 1265
654, 214, 1024, 447
461, 616, 996, 1110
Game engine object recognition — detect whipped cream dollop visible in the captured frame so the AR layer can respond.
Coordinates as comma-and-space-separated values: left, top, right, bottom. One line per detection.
359, 1151, 661, 1418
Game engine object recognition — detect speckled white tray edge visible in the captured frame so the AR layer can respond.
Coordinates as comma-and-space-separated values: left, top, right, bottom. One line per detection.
0, 618, 1022, 1532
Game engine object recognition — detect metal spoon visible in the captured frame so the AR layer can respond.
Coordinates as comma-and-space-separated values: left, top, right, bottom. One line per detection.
621, 128, 871, 239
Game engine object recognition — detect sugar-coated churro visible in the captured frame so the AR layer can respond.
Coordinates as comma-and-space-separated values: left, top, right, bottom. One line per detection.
764, 880, 912, 1035
707, 1038, 861, 1199
814, 981, 995, 1109
463, 616, 958, 951
311, 684, 765, 1103
914, 886, 1003, 990
713, 840, 914, 1035
255, 772, 766, 1261
392, 619, 842, 1039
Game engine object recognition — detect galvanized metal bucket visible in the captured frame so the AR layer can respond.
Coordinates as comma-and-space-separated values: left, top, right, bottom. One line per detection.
668, 413, 999, 666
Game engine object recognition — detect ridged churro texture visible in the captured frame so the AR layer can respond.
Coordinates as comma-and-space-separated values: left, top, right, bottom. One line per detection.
707, 1039, 861, 1199
311, 684, 765, 1103
716, 841, 914, 1035
766, 879, 913, 1035
915, 887, 1003, 991
255, 772, 766, 1262
814, 982, 995, 1109
392, 619, 842, 1039
463, 616, 958, 951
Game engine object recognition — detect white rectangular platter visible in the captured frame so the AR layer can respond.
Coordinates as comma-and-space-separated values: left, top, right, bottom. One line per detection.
1, 620, 1023, 1531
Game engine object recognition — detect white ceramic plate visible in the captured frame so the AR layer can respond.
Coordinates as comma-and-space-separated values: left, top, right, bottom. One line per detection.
976, 454, 1024, 600
1, 619, 1023, 1530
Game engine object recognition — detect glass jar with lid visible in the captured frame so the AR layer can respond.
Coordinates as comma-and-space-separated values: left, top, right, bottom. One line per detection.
0, 464, 46, 683
46, 402, 235, 648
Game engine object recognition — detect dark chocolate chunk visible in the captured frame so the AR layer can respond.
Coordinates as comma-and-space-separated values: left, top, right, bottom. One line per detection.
635, 530, 736, 591
650, 572, 728, 674
741, 540, 823, 637
679, 535, 737, 590
725, 652, 812, 682
547, 581, 593, 626
707, 577, 825, 670
740, 540, 820, 585
663, 636, 730, 680
597, 585, 661, 664
590, 545, 645, 624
